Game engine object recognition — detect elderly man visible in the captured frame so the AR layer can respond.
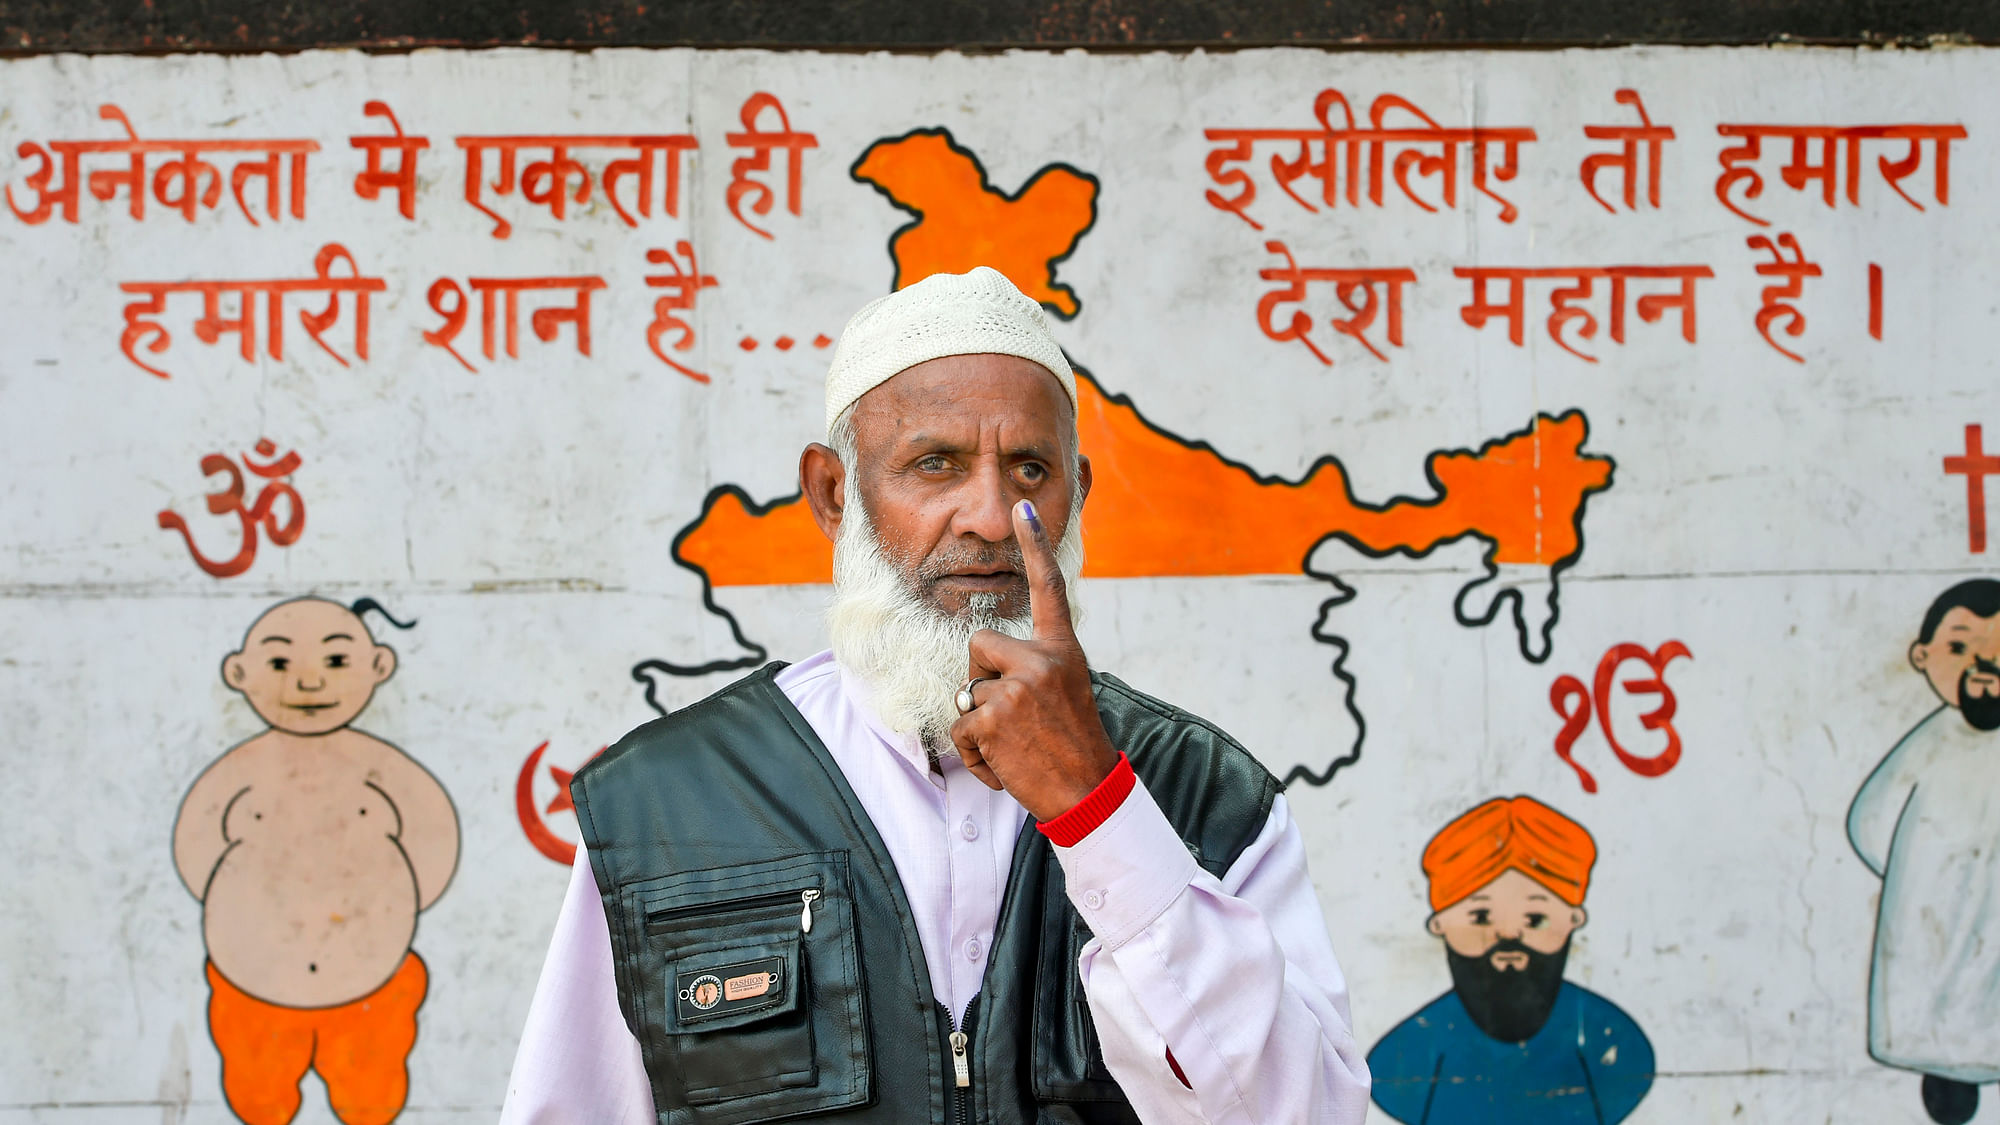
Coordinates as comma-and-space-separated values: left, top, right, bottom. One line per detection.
499, 268, 1369, 1124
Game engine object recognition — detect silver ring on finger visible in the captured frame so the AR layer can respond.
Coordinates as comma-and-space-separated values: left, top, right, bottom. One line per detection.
956, 677, 992, 716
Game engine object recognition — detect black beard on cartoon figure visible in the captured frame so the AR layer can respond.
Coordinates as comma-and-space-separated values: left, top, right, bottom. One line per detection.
1446, 938, 1571, 1043
1960, 659, 2000, 732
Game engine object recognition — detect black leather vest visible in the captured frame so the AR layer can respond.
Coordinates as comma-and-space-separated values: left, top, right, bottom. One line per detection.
571, 663, 1279, 1125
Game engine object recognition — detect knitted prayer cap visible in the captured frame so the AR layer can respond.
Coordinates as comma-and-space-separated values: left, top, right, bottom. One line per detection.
824, 267, 1076, 434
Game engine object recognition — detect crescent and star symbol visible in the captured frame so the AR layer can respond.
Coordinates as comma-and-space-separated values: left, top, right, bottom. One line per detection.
514, 741, 604, 865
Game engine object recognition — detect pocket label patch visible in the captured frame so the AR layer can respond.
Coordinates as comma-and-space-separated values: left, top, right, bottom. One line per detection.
676, 956, 785, 1023
724, 971, 773, 1001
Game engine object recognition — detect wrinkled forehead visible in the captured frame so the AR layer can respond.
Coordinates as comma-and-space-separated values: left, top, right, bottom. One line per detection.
242, 599, 369, 646
852, 355, 1076, 447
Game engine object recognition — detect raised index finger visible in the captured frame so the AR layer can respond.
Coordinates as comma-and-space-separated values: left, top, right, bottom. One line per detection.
1013, 499, 1075, 642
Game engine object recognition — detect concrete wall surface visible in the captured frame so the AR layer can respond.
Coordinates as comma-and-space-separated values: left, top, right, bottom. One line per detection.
2, 45, 1997, 1124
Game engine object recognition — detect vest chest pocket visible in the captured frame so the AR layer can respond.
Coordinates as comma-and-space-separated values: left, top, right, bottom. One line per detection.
623, 852, 871, 1125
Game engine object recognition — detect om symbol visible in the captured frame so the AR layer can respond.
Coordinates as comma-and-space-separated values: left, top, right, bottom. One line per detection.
156, 439, 305, 578
1550, 641, 1693, 793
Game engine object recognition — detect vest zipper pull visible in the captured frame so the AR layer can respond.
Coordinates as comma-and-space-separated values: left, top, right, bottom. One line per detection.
799, 889, 821, 934
949, 1031, 971, 1088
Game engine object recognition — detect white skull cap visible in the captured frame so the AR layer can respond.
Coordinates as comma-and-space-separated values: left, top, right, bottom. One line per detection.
824, 266, 1076, 435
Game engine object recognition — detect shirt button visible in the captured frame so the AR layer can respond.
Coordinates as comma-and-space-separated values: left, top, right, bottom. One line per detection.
1083, 890, 1105, 910
960, 818, 979, 841
965, 938, 983, 962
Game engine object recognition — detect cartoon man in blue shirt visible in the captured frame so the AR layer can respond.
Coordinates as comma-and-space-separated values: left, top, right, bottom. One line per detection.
1368, 795, 1654, 1124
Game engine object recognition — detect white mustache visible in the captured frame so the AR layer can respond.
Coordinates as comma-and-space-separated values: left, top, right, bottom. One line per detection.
826, 491, 1083, 756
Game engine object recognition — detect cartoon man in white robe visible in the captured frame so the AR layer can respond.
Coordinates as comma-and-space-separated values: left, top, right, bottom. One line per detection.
1849, 578, 2000, 1125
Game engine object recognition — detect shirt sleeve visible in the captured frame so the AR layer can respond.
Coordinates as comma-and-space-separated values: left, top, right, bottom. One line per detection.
1581, 993, 1656, 1125
1848, 713, 1935, 876
498, 843, 657, 1125
1057, 784, 1372, 1124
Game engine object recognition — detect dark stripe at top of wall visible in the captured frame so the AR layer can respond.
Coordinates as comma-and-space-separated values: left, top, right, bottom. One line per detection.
3, 0, 1996, 55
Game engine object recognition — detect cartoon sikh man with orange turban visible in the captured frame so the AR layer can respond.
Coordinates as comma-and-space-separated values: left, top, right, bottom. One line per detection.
1367, 796, 1654, 1125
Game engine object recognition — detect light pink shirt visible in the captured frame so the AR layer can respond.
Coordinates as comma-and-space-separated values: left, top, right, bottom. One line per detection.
499, 651, 1370, 1123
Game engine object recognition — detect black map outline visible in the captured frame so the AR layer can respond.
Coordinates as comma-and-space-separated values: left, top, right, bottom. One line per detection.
633, 365, 1614, 788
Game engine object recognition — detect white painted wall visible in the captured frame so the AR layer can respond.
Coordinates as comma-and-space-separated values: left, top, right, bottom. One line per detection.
1, 45, 1994, 1123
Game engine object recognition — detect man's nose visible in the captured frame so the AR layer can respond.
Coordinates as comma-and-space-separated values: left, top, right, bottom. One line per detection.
296, 674, 325, 691
1493, 919, 1523, 940
949, 463, 1019, 543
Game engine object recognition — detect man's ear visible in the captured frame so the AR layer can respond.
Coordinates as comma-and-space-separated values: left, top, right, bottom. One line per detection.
800, 443, 847, 543
1570, 906, 1589, 931
1426, 913, 1444, 936
371, 645, 398, 684
1075, 453, 1093, 510
221, 652, 247, 692
1911, 641, 1930, 675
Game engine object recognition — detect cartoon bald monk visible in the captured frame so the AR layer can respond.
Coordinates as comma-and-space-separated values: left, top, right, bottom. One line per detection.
172, 597, 459, 1125
1367, 796, 1654, 1125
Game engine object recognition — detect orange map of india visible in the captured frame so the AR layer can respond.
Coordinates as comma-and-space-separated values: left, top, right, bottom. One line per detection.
674, 128, 1612, 650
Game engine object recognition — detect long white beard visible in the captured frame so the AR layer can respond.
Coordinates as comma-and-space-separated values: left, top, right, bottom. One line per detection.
827, 493, 1085, 757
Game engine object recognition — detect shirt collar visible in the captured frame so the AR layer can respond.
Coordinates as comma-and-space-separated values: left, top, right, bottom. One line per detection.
832, 654, 948, 783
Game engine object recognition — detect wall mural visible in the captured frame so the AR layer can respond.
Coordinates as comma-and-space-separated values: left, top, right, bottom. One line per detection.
1849, 579, 2000, 1125
172, 598, 458, 1125
2, 46, 1995, 1122
1368, 796, 1653, 1124
635, 126, 1617, 791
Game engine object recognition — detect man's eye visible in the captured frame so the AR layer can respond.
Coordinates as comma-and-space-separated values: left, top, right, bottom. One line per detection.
1952, 642, 1968, 655
1469, 910, 1490, 925
916, 455, 949, 472
1015, 462, 1048, 484
268, 658, 289, 672
1526, 913, 1548, 929
326, 654, 348, 669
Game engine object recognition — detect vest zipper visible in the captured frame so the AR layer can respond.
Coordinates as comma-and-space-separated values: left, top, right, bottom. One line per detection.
645, 886, 821, 930
949, 1031, 970, 1087
944, 996, 978, 1124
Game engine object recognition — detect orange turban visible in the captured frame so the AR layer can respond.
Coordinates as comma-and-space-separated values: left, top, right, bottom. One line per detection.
1421, 796, 1596, 912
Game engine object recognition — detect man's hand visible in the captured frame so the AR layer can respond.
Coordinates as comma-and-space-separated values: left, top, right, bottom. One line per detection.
950, 500, 1121, 823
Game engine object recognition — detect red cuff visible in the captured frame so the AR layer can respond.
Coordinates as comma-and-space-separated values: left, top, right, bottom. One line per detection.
1037, 753, 1135, 848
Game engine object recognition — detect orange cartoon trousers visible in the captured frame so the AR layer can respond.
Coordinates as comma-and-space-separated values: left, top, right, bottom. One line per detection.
205, 953, 428, 1125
